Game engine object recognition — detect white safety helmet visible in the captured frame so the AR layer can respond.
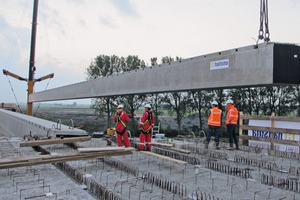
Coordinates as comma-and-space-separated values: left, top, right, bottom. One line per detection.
117, 104, 124, 109
226, 99, 234, 105
144, 104, 151, 109
211, 101, 218, 106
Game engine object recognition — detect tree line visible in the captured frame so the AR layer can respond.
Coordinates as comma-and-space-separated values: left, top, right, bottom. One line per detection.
86, 55, 300, 136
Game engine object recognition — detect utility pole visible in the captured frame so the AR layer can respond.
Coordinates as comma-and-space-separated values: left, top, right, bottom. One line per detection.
3, 0, 54, 116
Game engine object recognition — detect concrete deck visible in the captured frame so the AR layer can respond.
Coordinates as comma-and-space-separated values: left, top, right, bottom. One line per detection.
1, 124, 299, 200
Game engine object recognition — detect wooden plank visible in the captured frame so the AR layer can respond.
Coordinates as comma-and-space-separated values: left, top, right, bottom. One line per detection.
20, 136, 91, 147
77, 147, 134, 153
240, 115, 300, 122
240, 125, 300, 135
240, 135, 300, 146
140, 151, 187, 165
0, 148, 133, 169
152, 143, 174, 148
169, 147, 190, 154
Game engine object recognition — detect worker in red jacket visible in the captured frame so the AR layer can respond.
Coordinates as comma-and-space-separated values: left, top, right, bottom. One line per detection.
113, 104, 131, 147
138, 104, 155, 151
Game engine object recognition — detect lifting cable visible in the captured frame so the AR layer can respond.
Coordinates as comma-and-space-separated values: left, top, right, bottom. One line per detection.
4, 0, 30, 113
4, 75, 23, 113
258, 0, 270, 42
34, 76, 53, 115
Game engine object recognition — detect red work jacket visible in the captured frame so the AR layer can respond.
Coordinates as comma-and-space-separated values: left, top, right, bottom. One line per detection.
139, 111, 155, 133
114, 111, 130, 134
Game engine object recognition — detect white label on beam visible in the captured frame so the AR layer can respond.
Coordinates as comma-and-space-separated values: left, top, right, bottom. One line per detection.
210, 59, 229, 70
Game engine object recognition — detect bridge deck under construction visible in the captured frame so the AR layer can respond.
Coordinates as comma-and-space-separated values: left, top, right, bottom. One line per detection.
1, 123, 299, 200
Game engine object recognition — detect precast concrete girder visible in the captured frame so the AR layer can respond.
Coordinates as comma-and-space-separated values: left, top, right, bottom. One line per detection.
0, 108, 87, 138
29, 42, 300, 102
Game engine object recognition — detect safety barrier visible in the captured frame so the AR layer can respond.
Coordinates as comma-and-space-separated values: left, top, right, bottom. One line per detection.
239, 113, 300, 151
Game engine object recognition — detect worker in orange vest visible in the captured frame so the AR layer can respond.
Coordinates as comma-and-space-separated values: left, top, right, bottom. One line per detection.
225, 99, 239, 150
113, 104, 131, 148
205, 101, 222, 150
138, 104, 155, 151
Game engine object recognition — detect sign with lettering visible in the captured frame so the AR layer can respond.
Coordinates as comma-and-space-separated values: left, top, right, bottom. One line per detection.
210, 59, 229, 70
248, 119, 300, 152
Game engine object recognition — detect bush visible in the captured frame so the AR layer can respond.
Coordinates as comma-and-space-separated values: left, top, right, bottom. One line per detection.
160, 127, 178, 138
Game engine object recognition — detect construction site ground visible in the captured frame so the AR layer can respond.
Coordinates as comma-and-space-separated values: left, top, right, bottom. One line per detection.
0, 124, 299, 200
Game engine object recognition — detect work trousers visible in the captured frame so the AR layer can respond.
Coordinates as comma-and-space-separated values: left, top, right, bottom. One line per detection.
226, 124, 238, 144
138, 132, 152, 151
116, 131, 130, 148
206, 126, 220, 143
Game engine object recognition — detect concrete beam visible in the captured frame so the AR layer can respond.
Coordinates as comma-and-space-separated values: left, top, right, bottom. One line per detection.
29, 42, 300, 102
0, 108, 87, 138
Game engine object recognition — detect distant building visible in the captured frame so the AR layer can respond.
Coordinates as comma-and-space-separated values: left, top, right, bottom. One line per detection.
1, 103, 17, 112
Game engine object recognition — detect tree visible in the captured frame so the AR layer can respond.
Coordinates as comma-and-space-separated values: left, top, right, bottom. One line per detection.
150, 57, 158, 66
229, 88, 251, 114
190, 90, 213, 131
291, 85, 300, 117
274, 86, 294, 116
86, 55, 122, 129
163, 92, 192, 134
146, 93, 164, 125
213, 89, 226, 111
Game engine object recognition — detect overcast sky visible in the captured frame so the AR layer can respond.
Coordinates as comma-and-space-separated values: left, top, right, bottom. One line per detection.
0, 0, 299, 105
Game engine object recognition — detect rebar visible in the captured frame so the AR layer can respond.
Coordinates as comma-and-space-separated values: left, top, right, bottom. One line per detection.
181, 144, 228, 160
142, 171, 187, 197
205, 160, 252, 179
55, 163, 123, 200
261, 173, 300, 192
152, 147, 200, 165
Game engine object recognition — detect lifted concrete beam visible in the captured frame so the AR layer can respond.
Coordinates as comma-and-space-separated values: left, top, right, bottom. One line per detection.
29, 42, 300, 102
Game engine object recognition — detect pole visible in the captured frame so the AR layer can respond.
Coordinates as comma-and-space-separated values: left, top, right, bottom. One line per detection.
27, 0, 39, 116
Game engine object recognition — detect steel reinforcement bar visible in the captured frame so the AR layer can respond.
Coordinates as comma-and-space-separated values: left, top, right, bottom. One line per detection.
205, 160, 252, 179
142, 171, 187, 198
55, 162, 123, 200
261, 173, 300, 193
152, 147, 200, 165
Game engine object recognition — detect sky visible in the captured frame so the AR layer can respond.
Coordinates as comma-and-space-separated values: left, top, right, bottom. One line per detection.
0, 0, 299, 105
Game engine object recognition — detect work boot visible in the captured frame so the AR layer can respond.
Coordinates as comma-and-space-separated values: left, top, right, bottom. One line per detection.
215, 143, 220, 150
227, 143, 233, 150
204, 141, 209, 149
235, 143, 239, 150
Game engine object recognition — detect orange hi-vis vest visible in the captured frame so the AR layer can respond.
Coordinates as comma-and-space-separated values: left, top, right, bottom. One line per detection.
208, 107, 222, 127
226, 105, 238, 125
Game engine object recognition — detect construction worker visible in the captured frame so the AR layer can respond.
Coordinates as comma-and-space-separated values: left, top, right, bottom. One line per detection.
225, 99, 239, 150
113, 104, 131, 148
138, 104, 155, 151
205, 101, 222, 150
